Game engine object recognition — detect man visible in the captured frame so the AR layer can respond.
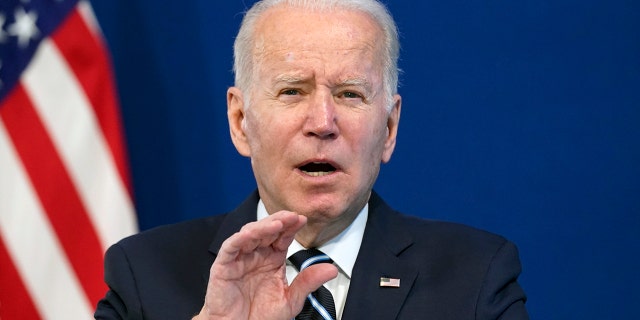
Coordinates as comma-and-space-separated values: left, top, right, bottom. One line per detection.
95, 0, 529, 319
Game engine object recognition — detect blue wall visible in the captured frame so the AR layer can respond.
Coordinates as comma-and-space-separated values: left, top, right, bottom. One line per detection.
91, 0, 640, 318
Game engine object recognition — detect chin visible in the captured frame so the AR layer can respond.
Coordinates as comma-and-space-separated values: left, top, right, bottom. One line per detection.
283, 187, 367, 219
299, 200, 360, 224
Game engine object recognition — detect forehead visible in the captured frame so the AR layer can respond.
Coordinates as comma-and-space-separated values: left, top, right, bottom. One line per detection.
252, 5, 384, 77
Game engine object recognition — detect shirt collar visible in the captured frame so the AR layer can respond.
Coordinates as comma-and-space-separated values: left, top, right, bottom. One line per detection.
257, 199, 368, 278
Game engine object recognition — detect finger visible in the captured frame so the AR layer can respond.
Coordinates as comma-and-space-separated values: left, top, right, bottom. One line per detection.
269, 210, 305, 232
246, 210, 305, 250
273, 213, 306, 251
216, 220, 282, 264
216, 211, 301, 264
288, 263, 339, 312
237, 210, 305, 252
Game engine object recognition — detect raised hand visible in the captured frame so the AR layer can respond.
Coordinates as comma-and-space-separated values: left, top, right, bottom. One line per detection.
193, 211, 338, 320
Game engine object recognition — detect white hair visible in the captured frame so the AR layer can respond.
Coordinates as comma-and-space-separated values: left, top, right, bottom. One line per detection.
233, 0, 400, 111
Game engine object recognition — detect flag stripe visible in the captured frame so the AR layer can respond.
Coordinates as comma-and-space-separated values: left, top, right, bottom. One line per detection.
22, 38, 136, 250
0, 1, 138, 316
0, 236, 42, 320
0, 120, 94, 319
0, 85, 106, 306
53, 8, 134, 196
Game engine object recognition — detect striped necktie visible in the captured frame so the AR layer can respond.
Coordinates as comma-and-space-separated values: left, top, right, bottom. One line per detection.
289, 248, 337, 320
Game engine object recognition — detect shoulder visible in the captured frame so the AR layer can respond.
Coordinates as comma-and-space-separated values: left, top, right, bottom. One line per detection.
99, 215, 230, 319
369, 193, 511, 255
107, 191, 260, 264
103, 213, 234, 276
389, 210, 524, 295
367, 193, 521, 280
405, 214, 509, 250
113, 214, 227, 253
101, 215, 230, 296
387, 214, 514, 274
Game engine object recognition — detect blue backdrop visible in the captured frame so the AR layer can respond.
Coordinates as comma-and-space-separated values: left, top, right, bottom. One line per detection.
90, 0, 640, 318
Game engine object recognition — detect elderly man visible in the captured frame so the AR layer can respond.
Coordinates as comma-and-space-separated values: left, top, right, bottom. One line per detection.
95, 0, 529, 319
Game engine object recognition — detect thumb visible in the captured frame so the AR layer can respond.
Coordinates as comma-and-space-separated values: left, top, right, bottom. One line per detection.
288, 264, 339, 313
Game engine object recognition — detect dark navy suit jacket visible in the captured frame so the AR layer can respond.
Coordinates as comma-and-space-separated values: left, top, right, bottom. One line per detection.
95, 191, 528, 319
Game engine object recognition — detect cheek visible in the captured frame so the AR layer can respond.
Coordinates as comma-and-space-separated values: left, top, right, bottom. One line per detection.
243, 111, 268, 153
244, 110, 288, 157
353, 117, 388, 156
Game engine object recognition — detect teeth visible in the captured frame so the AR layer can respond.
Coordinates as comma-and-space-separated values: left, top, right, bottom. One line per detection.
302, 171, 332, 177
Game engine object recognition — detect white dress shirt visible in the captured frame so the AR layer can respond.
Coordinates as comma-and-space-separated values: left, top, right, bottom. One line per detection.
257, 200, 368, 320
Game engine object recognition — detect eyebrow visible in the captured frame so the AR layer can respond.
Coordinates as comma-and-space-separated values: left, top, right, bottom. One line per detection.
272, 74, 374, 95
273, 73, 308, 85
337, 77, 372, 88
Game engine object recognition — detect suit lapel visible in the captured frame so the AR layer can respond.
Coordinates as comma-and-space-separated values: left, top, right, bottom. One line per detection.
342, 192, 418, 319
207, 191, 260, 254
201, 190, 417, 319
202, 191, 260, 282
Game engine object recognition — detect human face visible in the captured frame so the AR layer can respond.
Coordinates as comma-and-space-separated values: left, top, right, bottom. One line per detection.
228, 5, 401, 242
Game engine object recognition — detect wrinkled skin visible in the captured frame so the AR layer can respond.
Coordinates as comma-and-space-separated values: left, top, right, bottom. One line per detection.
195, 211, 338, 320
193, 4, 401, 320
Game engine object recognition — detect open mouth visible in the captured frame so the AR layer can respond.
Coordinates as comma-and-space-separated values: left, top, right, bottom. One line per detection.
299, 162, 337, 177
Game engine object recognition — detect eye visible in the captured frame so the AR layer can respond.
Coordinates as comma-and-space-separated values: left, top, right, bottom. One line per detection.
340, 91, 363, 100
281, 89, 300, 96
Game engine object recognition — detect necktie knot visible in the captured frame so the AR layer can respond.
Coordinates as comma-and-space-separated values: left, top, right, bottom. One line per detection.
289, 248, 333, 271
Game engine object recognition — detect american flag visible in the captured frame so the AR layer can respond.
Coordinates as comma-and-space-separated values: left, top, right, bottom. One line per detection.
0, 0, 137, 318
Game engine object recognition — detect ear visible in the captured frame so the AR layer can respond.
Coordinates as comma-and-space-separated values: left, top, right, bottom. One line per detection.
381, 94, 401, 163
227, 87, 251, 157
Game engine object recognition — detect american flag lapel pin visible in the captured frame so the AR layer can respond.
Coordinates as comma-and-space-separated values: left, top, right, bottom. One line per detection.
380, 277, 400, 288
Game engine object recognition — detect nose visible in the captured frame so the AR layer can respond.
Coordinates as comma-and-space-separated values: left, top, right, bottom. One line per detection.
303, 90, 339, 139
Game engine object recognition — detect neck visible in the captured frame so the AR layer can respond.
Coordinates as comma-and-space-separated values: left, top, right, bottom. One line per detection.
294, 206, 362, 248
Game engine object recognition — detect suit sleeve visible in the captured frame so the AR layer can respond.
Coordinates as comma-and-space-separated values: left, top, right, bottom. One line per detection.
94, 243, 143, 320
475, 240, 529, 320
